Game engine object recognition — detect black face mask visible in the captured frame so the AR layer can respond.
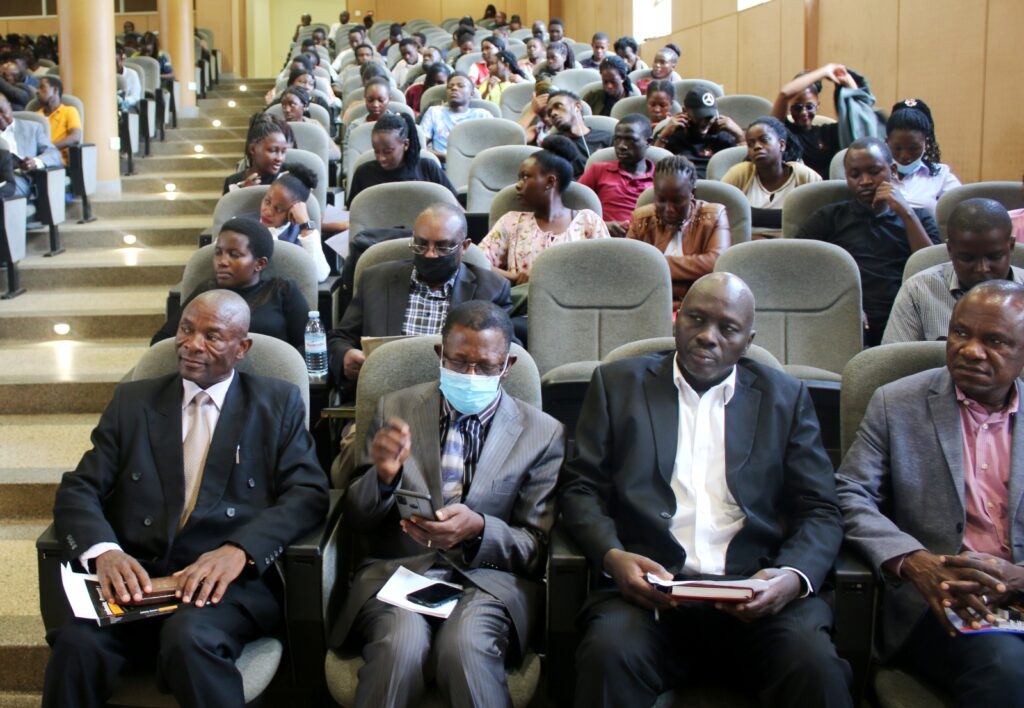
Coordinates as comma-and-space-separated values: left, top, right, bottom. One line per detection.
413, 251, 461, 285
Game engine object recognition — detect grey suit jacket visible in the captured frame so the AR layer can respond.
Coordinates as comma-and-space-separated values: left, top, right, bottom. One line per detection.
12, 118, 62, 168
329, 382, 564, 653
836, 367, 1024, 658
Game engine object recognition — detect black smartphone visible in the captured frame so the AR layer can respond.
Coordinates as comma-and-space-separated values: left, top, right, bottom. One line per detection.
394, 488, 436, 521
406, 583, 464, 608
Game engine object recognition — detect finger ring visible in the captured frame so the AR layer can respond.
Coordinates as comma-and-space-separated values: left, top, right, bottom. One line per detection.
427, 539, 432, 548
982, 595, 989, 605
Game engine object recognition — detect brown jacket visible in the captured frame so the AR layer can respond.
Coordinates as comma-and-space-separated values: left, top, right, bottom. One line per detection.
626, 199, 731, 304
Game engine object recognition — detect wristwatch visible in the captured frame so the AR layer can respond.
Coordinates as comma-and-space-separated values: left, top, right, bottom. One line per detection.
299, 221, 315, 232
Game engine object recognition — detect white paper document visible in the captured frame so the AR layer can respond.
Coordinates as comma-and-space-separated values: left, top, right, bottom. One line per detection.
61, 562, 100, 622
376, 566, 463, 619
645, 573, 778, 592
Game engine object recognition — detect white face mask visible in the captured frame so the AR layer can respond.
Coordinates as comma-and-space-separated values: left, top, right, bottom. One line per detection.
895, 156, 924, 176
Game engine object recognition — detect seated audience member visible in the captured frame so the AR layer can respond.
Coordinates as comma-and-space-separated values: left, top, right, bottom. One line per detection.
635, 44, 682, 95
721, 116, 822, 237
251, 164, 331, 282
34, 76, 81, 166
795, 137, 939, 345
327, 301, 563, 707
469, 35, 507, 88
532, 20, 547, 40
560, 272, 851, 708
327, 203, 512, 386
115, 44, 142, 110
329, 9, 351, 38
223, 114, 292, 193
331, 26, 369, 72
122, 20, 135, 34
279, 86, 341, 161
0, 95, 62, 197
613, 35, 648, 72
518, 37, 544, 75
645, 79, 676, 130
537, 40, 575, 80
0, 58, 32, 110
628, 155, 731, 304
450, 28, 477, 68
887, 98, 960, 214
586, 56, 633, 117
836, 280, 1024, 706
139, 32, 173, 80
580, 32, 610, 70
1013, 175, 1024, 243
771, 63, 882, 180
508, 14, 522, 32
548, 18, 565, 42
406, 62, 452, 117
391, 38, 422, 89
517, 81, 555, 146
376, 22, 403, 55
481, 138, 610, 285
346, 113, 457, 206
883, 198, 1022, 344
43, 288, 327, 708
653, 86, 744, 179
152, 218, 310, 352
481, 49, 527, 105
268, 55, 314, 105
579, 113, 656, 236
545, 89, 614, 177
344, 77, 393, 130
419, 72, 493, 162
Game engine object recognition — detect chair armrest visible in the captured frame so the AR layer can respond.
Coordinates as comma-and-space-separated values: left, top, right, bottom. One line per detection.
831, 545, 877, 705
166, 283, 182, 322
546, 522, 591, 705
30, 167, 67, 226
67, 143, 97, 197
36, 521, 71, 634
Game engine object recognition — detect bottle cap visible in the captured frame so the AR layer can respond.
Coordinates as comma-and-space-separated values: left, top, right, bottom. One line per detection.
308, 310, 319, 317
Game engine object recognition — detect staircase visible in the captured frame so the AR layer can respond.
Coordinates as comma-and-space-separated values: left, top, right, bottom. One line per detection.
0, 77, 275, 703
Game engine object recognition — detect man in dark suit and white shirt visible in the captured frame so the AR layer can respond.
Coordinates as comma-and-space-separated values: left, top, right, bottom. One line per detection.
559, 272, 852, 707
0, 94, 62, 197
42, 290, 328, 708
329, 301, 564, 707
326, 202, 512, 388
837, 280, 1024, 704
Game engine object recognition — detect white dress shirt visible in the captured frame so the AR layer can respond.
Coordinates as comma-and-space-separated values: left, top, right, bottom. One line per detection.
0, 123, 17, 156
78, 373, 235, 570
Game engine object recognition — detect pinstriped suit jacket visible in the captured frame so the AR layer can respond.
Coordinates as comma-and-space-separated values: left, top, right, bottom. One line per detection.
329, 382, 564, 653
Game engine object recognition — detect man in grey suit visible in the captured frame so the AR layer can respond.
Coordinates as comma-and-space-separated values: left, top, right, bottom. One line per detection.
837, 280, 1024, 705
0, 94, 62, 197
328, 301, 564, 708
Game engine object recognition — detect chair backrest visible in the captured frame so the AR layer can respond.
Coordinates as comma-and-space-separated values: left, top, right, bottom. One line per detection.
584, 145, 673, 173
14, 111, 52, 140
602, 336, 783, 372
840, 342, 947, 456
510, 28, 533, 40
284, 121, 330, 168
706, 145, 748, 182
466, 145, 540, 213
349, 181, 462, 243
467, 99, 501, 118
419, 84, 448, 114
714, 239, 863, 374
343, 101, 415, 128
781, 180, 851, 238
634, 179, 752, 244
552, 68, 601, 95
386, 42, 403, 69
266, 102, 332, 135
211, 185, 321, 236
935, 182, 1024, 241
125, 56, 160, 91
355, 335, 541, 448
902, 242, 1024, 282
354, 236, 491, 295
582, 115, 617, 135
283, 148, 328, 213
344, 85, 406, 110
674, 79, 725, 101
499, 81, 536, 119
455, 51, 483, 74
609, 94, 681, 122
528, 239, 674, 376
24, 93, 87, 127
715, 95, 774, 131
445, 118, 526, 192
350, 149, 440, 180
180, 240, 319, 315
531, 61, 550, 79
829, 148, 847, 180
488, 182, 602, 229
133, 334, 310, 425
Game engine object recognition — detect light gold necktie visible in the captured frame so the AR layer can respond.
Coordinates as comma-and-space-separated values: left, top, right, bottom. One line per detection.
180, 391, 213, 530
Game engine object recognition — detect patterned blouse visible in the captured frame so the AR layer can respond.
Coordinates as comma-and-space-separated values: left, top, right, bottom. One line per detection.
480, 209, 610, 275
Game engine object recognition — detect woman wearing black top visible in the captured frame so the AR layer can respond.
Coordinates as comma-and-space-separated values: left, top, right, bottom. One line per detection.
345, 112, 457, 206
222, 114, 294, 193
151, 218, 310, 352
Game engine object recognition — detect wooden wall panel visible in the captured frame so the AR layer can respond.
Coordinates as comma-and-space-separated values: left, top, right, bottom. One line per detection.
700, 13, 737, 92
674, 0, 701, 30
778, 0, 804, 86
981, 0, 1024, 181
816, 0, 897, 117
736, 0, 780, 99
674, 26, 702, 78
702, 0, 734, 23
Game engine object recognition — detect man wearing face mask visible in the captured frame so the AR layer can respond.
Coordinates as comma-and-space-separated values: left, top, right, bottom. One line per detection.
328, 301, 564, 707
327, 203, 513, 390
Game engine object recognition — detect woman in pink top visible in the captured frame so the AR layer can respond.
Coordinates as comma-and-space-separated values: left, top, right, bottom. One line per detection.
1012, 175, 1024, 244
481, 137, 610, 284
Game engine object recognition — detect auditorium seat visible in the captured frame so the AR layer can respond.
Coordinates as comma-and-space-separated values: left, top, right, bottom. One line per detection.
706, 145, 748, 182
489, 182, 602, 229
715, 95, 774, 131
636, 180, 752, 244
935, 181, 1024, 241
609, 94, 681, 122
903, 242, 1024, 282
445, 118, 527, 194
466, 145, 540, 213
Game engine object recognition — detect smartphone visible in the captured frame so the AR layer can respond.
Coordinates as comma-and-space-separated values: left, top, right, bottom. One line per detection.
394, 488, 436, 521
406, 582, 464, 608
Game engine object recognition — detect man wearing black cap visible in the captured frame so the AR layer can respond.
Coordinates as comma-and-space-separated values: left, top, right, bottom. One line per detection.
653, 86, 744, 179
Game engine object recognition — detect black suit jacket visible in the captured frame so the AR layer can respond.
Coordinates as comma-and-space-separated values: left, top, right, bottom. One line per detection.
559, 352, 842, 591
54, 372, 329, 630
326, 259, 513, 383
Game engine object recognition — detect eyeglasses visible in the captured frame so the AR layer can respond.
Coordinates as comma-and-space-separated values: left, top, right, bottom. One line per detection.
408, 238, 462, 256
442, 353, 508, 377
791, 103, 818, 113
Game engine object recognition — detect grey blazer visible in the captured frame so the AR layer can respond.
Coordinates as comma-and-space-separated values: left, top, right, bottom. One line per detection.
13, 118, 62, 168
836, 367, 1024, 658
329, 382, 565, 653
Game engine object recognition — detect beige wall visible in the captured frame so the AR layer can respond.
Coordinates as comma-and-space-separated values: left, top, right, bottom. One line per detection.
0, 12, 160, 36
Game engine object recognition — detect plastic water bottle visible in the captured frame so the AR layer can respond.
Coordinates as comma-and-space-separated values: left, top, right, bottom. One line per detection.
304, 311, 328, 380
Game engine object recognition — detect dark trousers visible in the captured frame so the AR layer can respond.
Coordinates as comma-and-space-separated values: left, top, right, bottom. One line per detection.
574, 594, 853, 708
42, 596, 270, 708
895, 611, 1024, 707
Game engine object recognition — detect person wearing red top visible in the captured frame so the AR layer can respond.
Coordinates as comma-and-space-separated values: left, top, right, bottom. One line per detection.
578, 114, 656, 236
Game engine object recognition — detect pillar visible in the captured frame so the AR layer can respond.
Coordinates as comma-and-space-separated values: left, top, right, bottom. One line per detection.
159, 0, 197, 110
57, 0, 121, 190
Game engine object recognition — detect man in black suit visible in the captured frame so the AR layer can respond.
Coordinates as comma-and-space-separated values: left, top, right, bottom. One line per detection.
43, 290, 328, 708
559, 273, 852, 707
327, 202, 512, 387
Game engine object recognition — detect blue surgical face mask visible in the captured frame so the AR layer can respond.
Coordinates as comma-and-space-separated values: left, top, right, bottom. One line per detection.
895, 157, 924, 176
438, 351, 509, 415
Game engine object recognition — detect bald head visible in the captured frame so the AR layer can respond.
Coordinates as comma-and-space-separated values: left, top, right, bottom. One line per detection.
952, 280, 1024, 324
675, 273, 756, 390
948, 198, 1013, 243
683, 272, 756, 325
187, 289, 252, 334
176, 290, 253, 388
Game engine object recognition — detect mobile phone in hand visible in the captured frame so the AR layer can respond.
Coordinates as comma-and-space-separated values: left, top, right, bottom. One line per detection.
406, 582, 463, 608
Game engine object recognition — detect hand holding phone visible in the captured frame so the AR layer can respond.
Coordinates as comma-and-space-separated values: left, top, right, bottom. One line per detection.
394, 488, 436, 521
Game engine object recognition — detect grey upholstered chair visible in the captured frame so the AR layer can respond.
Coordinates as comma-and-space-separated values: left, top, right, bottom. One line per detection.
499, 81, 537, 120
635, 180, 752, 244
781, 180, 851, 238
551, 68, 601, 95
468, 99, 502, 118
466, 145, 540, 213
352, 237, 491, 297
488, 182, 602, 229
418, 84, 448, 115
584, 145, 673, 172
445, 118, 527, 193
284, 122, 332, 170
829, 148, 848, 180
935, 182, 1024, 241
455, 51, 484, 74
714, 239, 863, 381
673, 79, 725, 101
902, 243, 1024, 283
609, 94, 680, 122
264, 102, 332, 135
581, 115, 619, 136
211, 185, 321, 236
343, 100, 415, 129
706, 145, 749, 182
603, 336, 783, 371
348, 182, 460, 246
283, 148, 329, 214
715, 95, 774, 131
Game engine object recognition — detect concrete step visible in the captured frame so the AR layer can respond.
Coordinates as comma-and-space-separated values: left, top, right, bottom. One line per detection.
28, 216, 209, 250
178, 112, 252, 129
128, 153, 241, 174
0, 691, 44, 706
150, 137, 245, 155
123, 170, 233, 194
0, 286, 168, 342
162, 125, 249, 141
66, 191, 222, 220
199, 97, 269, 110
6, 247, 191, 289
0, 522, 50, 692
